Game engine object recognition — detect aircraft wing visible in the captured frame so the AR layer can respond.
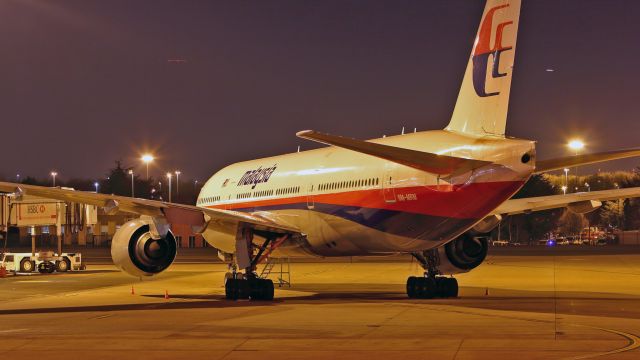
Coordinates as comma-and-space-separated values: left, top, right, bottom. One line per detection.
296, 130, 491, 176
535, 148, 640, 174
493, 187, 640, 215
0, 182, 300, 236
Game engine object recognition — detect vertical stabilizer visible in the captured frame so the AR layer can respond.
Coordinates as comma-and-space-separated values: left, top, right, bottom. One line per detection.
446, 0, 521, 137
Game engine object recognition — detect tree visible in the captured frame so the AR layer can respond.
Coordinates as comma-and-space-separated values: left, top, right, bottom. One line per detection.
598, 200, 624, 229
558, 209, 587, 236
507, 175, 561, 243
100, 161, 155, 199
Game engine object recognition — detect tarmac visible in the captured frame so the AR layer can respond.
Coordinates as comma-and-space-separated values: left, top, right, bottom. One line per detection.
1, 247, 640, 359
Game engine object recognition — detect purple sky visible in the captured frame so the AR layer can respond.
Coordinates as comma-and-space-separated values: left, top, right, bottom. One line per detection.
1, 0, 639, 182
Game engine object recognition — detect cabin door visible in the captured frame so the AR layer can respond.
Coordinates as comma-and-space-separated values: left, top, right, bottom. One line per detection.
306, 184, 315, 209
382, 170, 396, 203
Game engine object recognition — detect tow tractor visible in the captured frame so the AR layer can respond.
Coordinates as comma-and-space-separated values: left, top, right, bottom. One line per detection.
0, 251, 86, 274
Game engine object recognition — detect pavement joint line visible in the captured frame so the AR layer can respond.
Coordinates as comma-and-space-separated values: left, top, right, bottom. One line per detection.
220, 338, 250, 359
359, 303, 413, 338
452, 338, 464, 360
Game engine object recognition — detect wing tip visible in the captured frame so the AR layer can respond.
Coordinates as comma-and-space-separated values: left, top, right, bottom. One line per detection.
296, 130, 315, 138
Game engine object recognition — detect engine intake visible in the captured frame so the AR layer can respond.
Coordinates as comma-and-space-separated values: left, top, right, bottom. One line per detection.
111, 218, 177, 277
437, 232, 489, 274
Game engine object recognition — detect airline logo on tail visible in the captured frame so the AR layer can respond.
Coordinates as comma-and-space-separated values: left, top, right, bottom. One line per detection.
472, 4, 513, 97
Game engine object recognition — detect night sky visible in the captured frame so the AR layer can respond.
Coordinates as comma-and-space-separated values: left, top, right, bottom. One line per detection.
1, 0, 639, 183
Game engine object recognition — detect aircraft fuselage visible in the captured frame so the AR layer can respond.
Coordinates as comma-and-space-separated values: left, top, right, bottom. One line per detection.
197, 130, 535, 257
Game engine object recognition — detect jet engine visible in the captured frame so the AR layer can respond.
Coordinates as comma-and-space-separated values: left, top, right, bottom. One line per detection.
111, 218, 177, 277
436, 232, 489, 275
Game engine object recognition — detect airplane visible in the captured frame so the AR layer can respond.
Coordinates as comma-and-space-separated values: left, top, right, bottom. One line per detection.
3, 0, 640, 301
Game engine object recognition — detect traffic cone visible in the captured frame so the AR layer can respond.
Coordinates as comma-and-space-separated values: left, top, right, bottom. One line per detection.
131, 285, 135, 295
164, 290, 170, 300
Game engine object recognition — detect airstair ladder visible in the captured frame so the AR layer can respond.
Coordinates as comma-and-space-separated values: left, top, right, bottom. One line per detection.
259, 257, 291, 287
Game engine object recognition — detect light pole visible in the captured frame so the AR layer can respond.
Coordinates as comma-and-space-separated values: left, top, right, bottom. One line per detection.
16, 174, 20, 183
141, 154, 154, 179
166, 173, 172, 202
563, 168, 569, 193
51, 172, 58, 187
94, 182, 99, 193
128, 169, 135, 197
194, 180, 198, 190
175, 171, 181, 198
568, 140, 585, 192
561, 185, 567, 195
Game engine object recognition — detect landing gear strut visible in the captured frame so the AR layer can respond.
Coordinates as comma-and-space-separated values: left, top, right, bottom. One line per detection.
407, 250, 458, 299
224, 224, 287, 301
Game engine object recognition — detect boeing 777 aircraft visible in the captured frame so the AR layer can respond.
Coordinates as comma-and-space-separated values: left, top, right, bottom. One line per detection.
3, 0, 640, 300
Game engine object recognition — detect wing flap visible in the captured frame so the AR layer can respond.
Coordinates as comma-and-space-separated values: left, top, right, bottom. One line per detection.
296, 130, 491, 175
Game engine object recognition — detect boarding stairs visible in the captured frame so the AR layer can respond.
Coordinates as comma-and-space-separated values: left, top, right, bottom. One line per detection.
259, 257, 291, 287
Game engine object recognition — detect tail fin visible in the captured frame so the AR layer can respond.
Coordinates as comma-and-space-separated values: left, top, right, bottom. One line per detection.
445, 0, 521, 137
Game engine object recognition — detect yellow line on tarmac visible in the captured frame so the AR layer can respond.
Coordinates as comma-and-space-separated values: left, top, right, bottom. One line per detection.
564, 324, 640, 360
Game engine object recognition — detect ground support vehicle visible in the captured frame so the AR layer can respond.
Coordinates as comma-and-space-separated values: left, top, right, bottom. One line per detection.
0, 252, 85, 273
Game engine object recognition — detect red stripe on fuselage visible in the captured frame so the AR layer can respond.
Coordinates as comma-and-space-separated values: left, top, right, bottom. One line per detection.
207, 180, 523, 219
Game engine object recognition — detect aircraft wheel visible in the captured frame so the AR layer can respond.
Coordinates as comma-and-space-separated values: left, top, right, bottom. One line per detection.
261, 279, 274, 301
406, 276, 418, 298
444, 278, 458, 298
250, 279, 274, 301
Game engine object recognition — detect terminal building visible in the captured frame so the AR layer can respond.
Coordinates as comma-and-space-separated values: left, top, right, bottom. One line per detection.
0, 192, 206, 252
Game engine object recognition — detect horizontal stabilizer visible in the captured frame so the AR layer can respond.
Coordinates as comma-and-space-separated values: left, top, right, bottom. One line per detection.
296, 130, 491, 176
535, 148, 640, 174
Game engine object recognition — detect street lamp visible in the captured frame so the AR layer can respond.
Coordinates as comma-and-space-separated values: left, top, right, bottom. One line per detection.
141, 154, 154, 179
128, 169, 135, 197
563, 168, 569, 191
94, 182, 99, 193
568, 140, 585, 154
51, 172, 58, 187
567, 140, 585, 192
16, 174, 20, 183
175, 171, 181, 197
166, 172, 173, 202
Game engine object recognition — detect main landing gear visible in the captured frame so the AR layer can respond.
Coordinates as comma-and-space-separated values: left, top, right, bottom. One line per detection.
407, 250, 458, 299
224, 225, 288, 301
225, 274, 275, 301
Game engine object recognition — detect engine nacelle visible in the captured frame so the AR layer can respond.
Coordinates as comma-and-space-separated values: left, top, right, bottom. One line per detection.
111, 218, 177, 277
436, 232, 489, 275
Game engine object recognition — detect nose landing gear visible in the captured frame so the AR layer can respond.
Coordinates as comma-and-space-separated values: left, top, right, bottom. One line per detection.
407, 250, 458, 299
